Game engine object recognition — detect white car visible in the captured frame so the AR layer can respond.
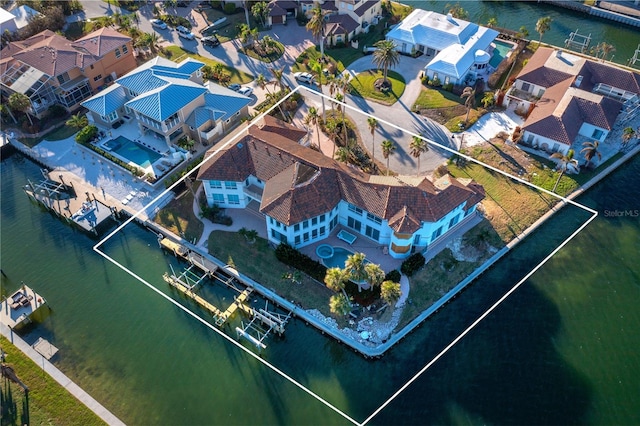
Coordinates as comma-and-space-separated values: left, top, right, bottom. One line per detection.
150, 19, 167, 30
294, 72, 314, 84
176, 26, 195, 40
238, 86, 253, 97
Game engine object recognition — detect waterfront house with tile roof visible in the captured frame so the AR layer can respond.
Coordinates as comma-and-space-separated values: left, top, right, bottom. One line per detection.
197, 116, 484, 259
504, 47, 640, 154
82, 57, 252, 148
385, 9, 498, 86
0, 28, 136, 118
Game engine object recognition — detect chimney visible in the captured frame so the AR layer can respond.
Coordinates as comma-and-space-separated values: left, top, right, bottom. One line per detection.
574, 75, 583, 87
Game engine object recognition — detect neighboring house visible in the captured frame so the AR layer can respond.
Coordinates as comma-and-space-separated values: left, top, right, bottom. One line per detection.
0, 28, 135, 117
385, 9, 498, 86
504, 47, 640, 154
266, 0, 298, 26
197, 116, 485, 259
82, 56, 252, 149
0, 5, 41, 33
301, 0, 381, 45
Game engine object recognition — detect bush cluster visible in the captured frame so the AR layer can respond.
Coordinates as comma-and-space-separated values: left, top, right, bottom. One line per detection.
223, 3, 236, 14
400, 253, 426, 277
160, 14, 191, 29
274, 243, 327, 282
384, 269, 401, 283
74, 125, 98, 144
164, 154, 203, 188
75, 128, 144, 178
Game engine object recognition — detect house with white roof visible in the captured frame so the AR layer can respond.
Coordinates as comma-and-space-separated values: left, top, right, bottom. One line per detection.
504, 47, 640, 155
385, 9, 498, 86
196, 116, 485, 259
82, 57, 252, 149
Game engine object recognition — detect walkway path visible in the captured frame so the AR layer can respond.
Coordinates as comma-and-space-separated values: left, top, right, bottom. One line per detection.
0, 324, 125, 426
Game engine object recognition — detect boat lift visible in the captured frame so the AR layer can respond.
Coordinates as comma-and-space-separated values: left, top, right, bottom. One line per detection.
564, 29, 591, 53
236, 301, 292, 352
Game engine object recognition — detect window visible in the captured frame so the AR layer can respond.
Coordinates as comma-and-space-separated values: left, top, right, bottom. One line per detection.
303, 232, 309, 242
365, 225, 380, 241
122, 45, 128, 54
592, 129, 604, 140
312, 229, 318, 239
225, 181, 237, 190
115, 48, 121, 58
348, 204, 363, 215
320, 214, 325, 223
209, 180, 222, 189
90, 65, 94, 70
312, 217, 318, 226
56, 73, 69, 85
464, 208, 473, 217
537, 88, 545, 97
227, 194, 240, 205
413, 234, 421, 245
102, 111, 118, 123
295, 235, 301, 245
347, 217, 362, 232
331, 216, 338, 229
129, 89, 138, 97
320, 226, 325, 236
431, 226, 443, 242
212, 193, 224, 204
294, 224, 300, 232
449, 214, 460, 229
93, 75, 102, 82
521, 82, 531, 92
367, 213, 382, 225
303, 220, 309, 229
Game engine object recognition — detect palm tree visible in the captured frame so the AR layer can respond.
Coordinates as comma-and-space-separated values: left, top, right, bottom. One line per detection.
306, 3, 327, 59
308, 59, 326, 119
580, 140, 601, 168
326, 118, 339, 158
367, 117, 378, 164
622, 126, 636, 148
305, 106, 321, 151
8, 92, 33, 126
336, 75, 351, 147
66, 113, 88, 130
487, 17, 497, 28
381, 139, 396, 175
335, 146, 350, 163
409, 135, 428, 175
329, 293, 351, 317
596, 42, 616, 61
324, 267, 347, 297
536, 16, 552, 44
481, 91, 495, 108
257, 72, 287, 121
344, 252, 367, 291
460, 86, 476, 125
364, 263, 385, 290
381, 280, 402, 306
550, 149, 579, 193
372, 39, 400, 86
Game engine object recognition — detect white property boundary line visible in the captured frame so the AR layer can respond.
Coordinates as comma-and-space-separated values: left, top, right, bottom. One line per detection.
93, 86, 597, 425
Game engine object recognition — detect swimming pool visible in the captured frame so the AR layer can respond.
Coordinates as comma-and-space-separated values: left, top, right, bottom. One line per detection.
321, 246, 370, 269
489, 40, 514, 68
109, 136, 161, 168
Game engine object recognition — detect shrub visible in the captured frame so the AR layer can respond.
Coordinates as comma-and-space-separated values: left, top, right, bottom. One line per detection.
443, 83, 454, 92
74, 125, 98, 144
47, 104, 67, 119
400, 253, 426, 277
384, 269, 401, 283
275, 243, 327, 282
223, 3, 236, 14
161, 14, 191, 29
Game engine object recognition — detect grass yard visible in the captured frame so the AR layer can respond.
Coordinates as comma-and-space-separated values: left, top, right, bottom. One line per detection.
413, 86, 486, 132
159, 45, 253, 84
241, 40, 285, 63
0, 336, 106, 426
348, 70, 406, 105
207, 231, 334, 316
201, 8, 259, 43
43, 125, 77, 141
153, 188, 204, 243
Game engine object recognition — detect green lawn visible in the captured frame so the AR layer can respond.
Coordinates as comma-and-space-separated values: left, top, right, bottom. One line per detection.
413, 86, 485, 132
0, 336, 106, 426
241, 40, 285, 63
154, 187, 204, 243
159, 46, 253, 84
44, 125, 77, 141
201, 8, 259, 43
207, 231, 334, 317
348, 70, 406, 105
413, 87, 462, 109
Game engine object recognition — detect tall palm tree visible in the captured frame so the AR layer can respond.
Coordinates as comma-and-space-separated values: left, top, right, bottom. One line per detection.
329, 293, 351, 317
381, 139, 396, 175
8, 92, 33, 126
344, 252, 367, 292
309, 59, 326, 119
460, 86, 476, 125
536, 16, 552, 44
337, 74, 351, 146
364, 263, 385, 290
550, 149, 578, 193
372, 39, 400, 86
324, 267, 347, 297
596, 42, 616, 61
381, 280, 402, 306
409, 135, 428, 175
621, 126, 636, 148
326, 118, 339, 158
367, 117, 378, 164
66, 113, 88, 130
305, 106, 321, 151
580, 140, 602, 168
306, 2, 327, 59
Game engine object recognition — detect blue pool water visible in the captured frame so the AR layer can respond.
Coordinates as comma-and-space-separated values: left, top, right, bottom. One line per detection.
489, 40, 514, 68
110, 136, 161, 168
322, 247, 370, 269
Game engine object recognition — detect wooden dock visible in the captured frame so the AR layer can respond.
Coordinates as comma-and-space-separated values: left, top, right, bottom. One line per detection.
0, 284, 48, 329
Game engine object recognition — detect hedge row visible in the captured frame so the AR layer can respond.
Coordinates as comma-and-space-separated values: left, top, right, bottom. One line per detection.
274, 243, 327, 282
400, 253, 425, 277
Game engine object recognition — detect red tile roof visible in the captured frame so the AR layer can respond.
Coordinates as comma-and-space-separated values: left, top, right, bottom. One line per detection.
197, 117, 484, 232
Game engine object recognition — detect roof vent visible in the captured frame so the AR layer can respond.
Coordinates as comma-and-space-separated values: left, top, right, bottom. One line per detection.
237, 143, 243, 148
574, 75, 583, 87
556, 50, 562, 57
446, 13, 454, 23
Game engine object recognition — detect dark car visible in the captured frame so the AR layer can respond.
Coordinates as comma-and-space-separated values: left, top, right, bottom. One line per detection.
201, 35, 220, 47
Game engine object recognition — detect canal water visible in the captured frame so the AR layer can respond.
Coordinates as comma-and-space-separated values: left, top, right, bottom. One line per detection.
1, 146, 639, 424
408, 0, 640, 66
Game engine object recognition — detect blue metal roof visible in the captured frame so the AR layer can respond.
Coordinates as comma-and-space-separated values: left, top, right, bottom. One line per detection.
81, 85, 127, 115
203, 90, 251, 120
185, 106, 226, 128
116, 69, 168, 94
125, 84, 206, 121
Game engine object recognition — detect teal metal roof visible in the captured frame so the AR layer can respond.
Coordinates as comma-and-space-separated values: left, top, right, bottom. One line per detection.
81, 84, 127, 115
185, 106, 226, 128
116, 69, 168, 94
125, 84, 206, 121
203, 90, 251, 120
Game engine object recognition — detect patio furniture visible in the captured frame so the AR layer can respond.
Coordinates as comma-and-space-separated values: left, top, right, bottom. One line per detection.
337, 230, 357, 245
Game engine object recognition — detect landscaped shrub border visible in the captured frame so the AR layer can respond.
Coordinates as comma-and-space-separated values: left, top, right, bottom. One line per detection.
400, 253, 426, 277
275, 243, 327, 282
75, 125, 144, 177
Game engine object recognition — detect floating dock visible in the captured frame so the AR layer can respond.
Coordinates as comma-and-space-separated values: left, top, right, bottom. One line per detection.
0, 284, 48, 329
32, 337, 59, 360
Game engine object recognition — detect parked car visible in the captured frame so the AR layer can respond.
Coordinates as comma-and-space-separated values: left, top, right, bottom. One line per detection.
176, 26, 195, 40
201, 35, 220, 47
150, 19, 167, 30
294, 72, 314, 84
228, 83, 241, 91
238, 87, 253, 97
